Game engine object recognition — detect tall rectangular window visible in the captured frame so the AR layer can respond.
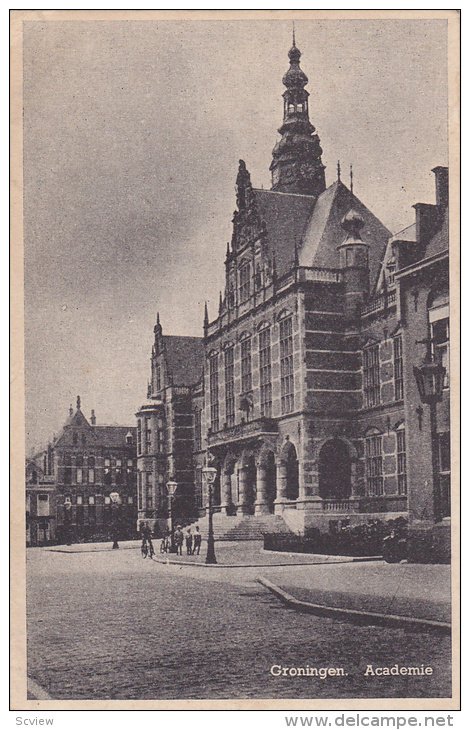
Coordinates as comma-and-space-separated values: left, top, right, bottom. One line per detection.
438, 431, 451, 517
37, 494, 50, 517
209, 353, 219, 432
195, 468, 203, 508
431, 317, 450, 388
280, 317, 294, 414
156, 364, 161, 392
239, 262, 251, 303
259, 327, 272, 418
393, 335, 404, 401
225, 346, 235, 427
365, 434, 384, 496
194, 409, 202, 451
396, 427, 407, 495
363, 344, 380, 407
137, 419, 142, 455
137, 472, 143, 510
241, 337, 252, 393
144, 417, 152, 454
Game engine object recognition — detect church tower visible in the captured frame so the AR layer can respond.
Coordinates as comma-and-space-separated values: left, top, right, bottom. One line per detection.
270, 34, 326, 197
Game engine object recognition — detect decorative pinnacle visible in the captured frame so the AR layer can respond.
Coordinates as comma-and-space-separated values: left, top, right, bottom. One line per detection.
76, 395, 81, 411
156, 311, 160, 326
219, 291, 223, 314
292, 21, 296, 47
204, 301, 209, 327
337, 160, 341, 182
69, 404, 73, 417
350, 164, 354, 195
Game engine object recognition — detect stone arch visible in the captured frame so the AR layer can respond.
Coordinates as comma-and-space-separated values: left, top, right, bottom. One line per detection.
318, 438, 352, 500
316, 435, 358, 462
279, 440, 299, 501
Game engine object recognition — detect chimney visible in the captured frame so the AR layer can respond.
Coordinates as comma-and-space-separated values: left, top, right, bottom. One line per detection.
432, 166, 448, 209
90, 409, 96, 425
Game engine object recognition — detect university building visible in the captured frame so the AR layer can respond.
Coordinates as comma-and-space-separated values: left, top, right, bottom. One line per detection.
139, 38, 450, 542
26, 397, 138, 544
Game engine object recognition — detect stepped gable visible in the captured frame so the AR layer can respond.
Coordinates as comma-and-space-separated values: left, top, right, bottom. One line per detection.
162, 335, 204, 387
252, 188, 316, 278
300, 179, 391, 288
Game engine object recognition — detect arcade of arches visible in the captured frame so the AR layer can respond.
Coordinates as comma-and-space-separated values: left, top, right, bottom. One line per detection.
210, 440, 300, 515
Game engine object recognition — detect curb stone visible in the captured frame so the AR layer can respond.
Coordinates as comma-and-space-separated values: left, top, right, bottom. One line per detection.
257, 576, 451, 634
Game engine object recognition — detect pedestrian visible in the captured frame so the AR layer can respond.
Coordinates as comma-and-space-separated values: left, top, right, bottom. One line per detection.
193, 526, 202, 555
185, 528, 193, 555
174, 526, 184, 555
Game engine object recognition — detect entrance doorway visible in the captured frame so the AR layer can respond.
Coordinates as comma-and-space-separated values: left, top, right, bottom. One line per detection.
318, 439, 351, 499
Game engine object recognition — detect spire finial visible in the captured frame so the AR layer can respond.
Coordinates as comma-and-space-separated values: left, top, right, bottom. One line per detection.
219, 291, 223, 314
350, 164, 354, 195
76, 395, 81, 411
157, 311, 160, 325
69, 404, 73, 417
337, 160, 341, 182
292, 21, 296, 47
204, 301, 209, 328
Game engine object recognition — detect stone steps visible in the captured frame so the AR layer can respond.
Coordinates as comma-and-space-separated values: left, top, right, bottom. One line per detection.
186, 513, 292, 541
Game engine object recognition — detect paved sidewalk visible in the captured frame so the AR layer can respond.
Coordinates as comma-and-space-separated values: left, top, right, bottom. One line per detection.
44, 539, 140, 553
260, 560, 451, 623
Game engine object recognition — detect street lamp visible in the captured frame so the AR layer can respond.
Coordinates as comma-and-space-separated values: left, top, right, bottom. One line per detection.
413, 345, 447, 522
203, 466, 218, 564
166, 480, 178, 553
109, 491, 121, 549
64, 499, 72, 545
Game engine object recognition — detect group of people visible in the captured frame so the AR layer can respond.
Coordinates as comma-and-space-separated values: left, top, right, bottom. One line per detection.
171, 525, 202, 555
139, 522, 202, 557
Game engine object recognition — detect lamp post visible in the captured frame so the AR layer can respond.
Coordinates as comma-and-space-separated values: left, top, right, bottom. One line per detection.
203, 466, 218, 565
413, 344, 446, 522
110, 491, 121, 549
64, 499, 72, 545
166, 480, 178, 553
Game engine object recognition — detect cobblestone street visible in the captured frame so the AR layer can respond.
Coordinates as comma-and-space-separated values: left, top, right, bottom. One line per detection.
27, 548, 452, 701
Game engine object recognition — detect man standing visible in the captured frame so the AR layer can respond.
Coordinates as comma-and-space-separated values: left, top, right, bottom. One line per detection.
174, 526, 184, 555
193, 526, 202, 555
185, 528, 193, 555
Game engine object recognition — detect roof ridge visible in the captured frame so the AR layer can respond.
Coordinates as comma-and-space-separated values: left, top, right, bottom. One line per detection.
253, 188, 317, 200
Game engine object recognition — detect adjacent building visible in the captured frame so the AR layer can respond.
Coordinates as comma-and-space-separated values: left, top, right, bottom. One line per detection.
26, 397, 138, 544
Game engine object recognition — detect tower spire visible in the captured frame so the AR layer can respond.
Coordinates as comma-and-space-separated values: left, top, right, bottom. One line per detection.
337, 160, 341, 182
270, 35, 326, 197
350, 164, 354, 195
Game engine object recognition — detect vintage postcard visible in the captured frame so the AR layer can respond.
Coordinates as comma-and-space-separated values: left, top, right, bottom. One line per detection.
10, 9, 460, 711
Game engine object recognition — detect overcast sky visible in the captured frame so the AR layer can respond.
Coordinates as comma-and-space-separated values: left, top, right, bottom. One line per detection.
23, 17, 448, 453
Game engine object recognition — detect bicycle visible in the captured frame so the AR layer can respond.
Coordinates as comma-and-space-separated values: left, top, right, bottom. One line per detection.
141, 540, 155, 559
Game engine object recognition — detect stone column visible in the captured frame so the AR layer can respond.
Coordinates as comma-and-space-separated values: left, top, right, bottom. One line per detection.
254, 462, 269, 515
237, 467, 251, 515
274, 460, 287, 515
221, 470, 233, 515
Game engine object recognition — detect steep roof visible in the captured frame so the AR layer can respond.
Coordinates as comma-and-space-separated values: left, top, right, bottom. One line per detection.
91, 426, 136, 448
300, 180, 392, 286
253, 182, 391, 287
424, 207, 449, 259
163, 335, 204, 387
253, 189, 316, 277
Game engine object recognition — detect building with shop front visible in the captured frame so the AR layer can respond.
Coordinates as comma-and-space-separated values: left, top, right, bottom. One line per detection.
137, 38, 451, 542
26, 397, 138, 544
